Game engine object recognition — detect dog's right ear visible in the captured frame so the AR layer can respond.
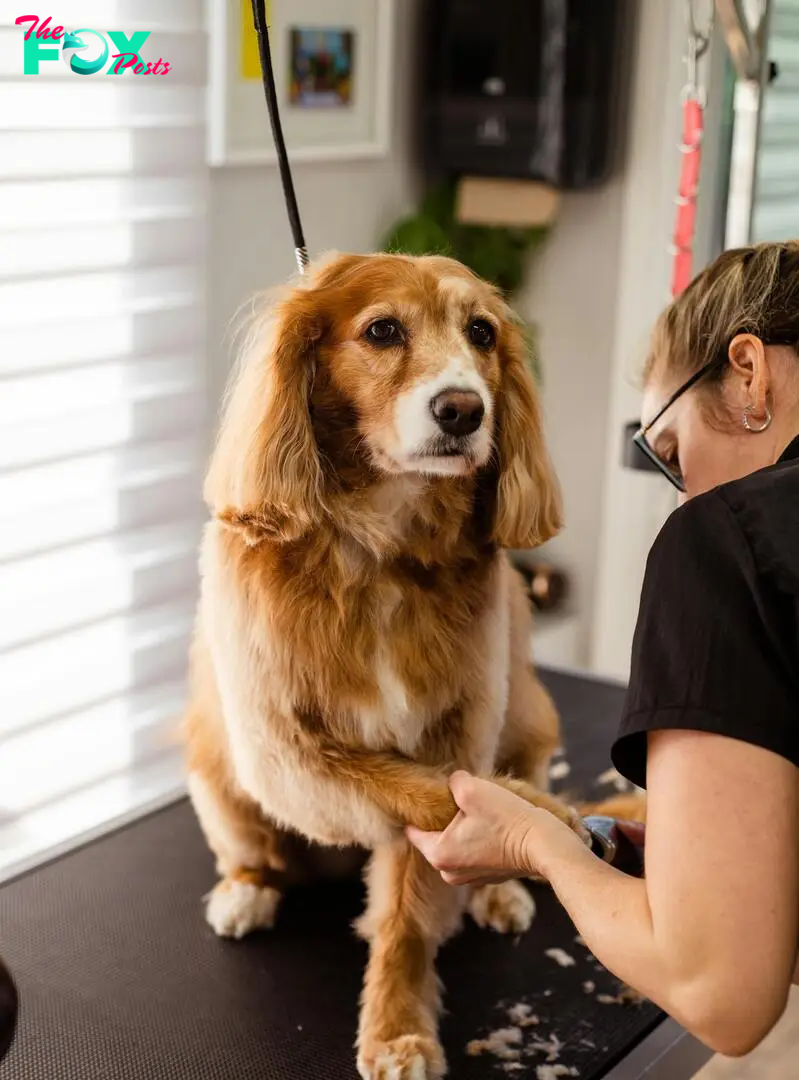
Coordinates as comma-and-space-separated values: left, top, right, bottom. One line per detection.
204, 289, 325, 544
493, 316, 562, 549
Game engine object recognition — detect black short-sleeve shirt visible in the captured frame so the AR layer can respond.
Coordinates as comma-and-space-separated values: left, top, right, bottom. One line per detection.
612, 435, 799, 788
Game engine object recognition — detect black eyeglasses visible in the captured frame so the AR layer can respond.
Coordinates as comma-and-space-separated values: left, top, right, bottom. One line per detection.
631, 357, 723, 492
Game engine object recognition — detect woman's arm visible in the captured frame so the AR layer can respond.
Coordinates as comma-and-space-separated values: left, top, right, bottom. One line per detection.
408, 729, 798, 1058
546, 730, 798, 1056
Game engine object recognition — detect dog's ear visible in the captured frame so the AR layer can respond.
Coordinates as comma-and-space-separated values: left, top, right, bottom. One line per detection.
493, 318, 562, 549
204, 289, 324, 544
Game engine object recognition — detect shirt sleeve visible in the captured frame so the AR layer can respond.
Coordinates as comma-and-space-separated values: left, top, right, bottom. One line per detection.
612, 491, 799, 788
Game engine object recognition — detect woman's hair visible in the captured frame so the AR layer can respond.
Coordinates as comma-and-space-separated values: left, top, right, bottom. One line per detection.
646, 240, 799, 387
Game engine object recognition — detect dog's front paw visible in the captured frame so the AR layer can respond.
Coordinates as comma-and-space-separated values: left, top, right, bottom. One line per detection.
469, 880, 535, 934
358, 1034, 446, 1080
204, 879, 281, 939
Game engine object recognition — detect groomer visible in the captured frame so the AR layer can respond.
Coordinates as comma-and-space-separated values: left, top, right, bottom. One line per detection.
409, 240, 799, 1059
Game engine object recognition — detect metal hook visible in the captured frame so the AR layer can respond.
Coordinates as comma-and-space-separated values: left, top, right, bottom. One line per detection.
685, 0, 715, 59
683, 0, 714, 95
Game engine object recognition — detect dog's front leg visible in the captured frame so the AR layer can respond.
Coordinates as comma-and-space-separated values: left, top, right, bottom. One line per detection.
311, 738, 585, 835
355, 839, 464, 1080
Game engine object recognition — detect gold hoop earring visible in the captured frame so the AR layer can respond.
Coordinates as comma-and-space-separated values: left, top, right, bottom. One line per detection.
742, 404, 773, 433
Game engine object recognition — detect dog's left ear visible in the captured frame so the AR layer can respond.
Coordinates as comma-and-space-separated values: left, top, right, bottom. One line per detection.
493, 319, 562, 549
204, 289, 324, 544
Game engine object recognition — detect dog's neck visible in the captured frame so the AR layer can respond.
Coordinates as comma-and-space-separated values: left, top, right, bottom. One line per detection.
215, 469, 496, 566
328, 472, 486, 566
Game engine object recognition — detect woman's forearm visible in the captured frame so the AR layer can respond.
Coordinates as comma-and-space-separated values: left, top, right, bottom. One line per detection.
536, 834, 786, 1057
536, 839, 665, 1004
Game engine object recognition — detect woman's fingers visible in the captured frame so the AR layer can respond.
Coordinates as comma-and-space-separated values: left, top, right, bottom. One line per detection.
448, 770, 480, 808
406, 825, 443, 863
407, 815, 478, 873
442, 871, 510, 886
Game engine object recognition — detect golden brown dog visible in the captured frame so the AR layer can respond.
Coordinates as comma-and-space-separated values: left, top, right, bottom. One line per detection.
184, 252, 583, 1079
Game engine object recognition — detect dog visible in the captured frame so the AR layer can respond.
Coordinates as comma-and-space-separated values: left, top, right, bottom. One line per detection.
184, 252, 585, 1079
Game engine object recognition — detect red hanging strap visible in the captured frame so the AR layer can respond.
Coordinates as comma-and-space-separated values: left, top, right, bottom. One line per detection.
670, 2, 713, 299
671, 95, 704, 298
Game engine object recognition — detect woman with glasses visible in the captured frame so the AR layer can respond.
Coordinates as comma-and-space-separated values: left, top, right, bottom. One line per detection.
408, 241, 799, 1059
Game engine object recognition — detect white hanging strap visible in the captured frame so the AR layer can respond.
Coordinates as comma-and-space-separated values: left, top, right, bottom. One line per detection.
716, 0, 772, 248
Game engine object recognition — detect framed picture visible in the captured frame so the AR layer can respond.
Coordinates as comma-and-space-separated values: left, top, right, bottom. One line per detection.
208, 0, 395, 166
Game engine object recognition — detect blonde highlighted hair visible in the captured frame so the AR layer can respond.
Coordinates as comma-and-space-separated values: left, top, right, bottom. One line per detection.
647, 241, 799, 388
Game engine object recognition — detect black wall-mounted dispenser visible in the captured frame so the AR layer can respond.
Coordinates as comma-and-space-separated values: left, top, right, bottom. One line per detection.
420, 0, 633, 189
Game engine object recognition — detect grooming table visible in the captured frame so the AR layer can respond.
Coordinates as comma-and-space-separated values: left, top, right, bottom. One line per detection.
0, 670, 712, 1080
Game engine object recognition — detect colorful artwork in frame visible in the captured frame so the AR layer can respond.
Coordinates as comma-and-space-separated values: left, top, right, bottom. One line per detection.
289, 28, 355, 109
209, 0, 394, 165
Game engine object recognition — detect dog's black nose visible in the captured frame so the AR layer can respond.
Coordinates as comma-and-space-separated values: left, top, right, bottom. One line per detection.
430, 389, 485, 436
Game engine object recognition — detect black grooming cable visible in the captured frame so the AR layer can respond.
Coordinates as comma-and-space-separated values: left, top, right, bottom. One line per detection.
250, 0, 309, 275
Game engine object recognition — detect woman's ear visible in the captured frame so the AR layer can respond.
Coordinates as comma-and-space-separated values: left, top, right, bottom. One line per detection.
728, 333, 769, 416
493, 320, 562, 549
204, 290, 324, 544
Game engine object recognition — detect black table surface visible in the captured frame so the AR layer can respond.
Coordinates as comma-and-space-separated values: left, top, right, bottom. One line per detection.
0, 669, 662, 1080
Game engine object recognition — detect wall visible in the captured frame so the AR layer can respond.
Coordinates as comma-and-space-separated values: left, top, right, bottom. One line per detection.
589, 4, 731, 679
206, 1, 421, 421
523, 1, 731, 676
518, 2, 710, 671
518, 180, 625, 665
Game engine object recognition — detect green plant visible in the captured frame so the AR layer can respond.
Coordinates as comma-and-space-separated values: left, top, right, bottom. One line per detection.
382, 183, 550, 381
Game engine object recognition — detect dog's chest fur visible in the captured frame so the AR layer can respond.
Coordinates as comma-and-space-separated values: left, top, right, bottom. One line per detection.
277, 548, 495, 744
355, 580, 419, 752
217, 513, 500, 745
203, 522, 511, 846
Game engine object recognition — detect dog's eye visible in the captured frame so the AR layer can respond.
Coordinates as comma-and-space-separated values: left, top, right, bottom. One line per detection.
468, 319, 496, 350
365, 318, 403, 347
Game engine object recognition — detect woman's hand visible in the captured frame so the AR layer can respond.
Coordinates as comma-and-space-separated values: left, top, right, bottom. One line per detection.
406, 770, 585, 885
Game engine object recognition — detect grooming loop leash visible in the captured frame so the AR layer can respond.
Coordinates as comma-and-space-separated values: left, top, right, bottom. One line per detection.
250, 0, 309, 275
671, 0, 714, 298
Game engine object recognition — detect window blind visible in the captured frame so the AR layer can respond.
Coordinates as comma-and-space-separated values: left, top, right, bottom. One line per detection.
0, 0, 207, 875
752, 0, 799, 241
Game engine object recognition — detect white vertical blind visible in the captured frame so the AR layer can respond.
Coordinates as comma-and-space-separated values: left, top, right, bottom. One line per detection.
0, 1, 207, 872
753, 0, 799, 240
